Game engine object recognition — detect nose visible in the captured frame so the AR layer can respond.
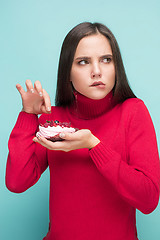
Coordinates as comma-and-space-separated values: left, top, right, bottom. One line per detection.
91, 62, 102, 79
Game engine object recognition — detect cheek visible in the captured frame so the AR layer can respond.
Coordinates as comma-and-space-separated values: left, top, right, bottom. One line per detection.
70, 70, 78, 84
106, 66, 115, 82
70, 73, 87, 94
72, 78, 84, 91
111, 71, 116, 84
70, 72, 81, 90
70, 68, 86, 85
70, 67, 80, 82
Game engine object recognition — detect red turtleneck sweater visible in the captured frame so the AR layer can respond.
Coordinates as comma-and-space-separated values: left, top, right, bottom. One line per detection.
6, 92, 160, 240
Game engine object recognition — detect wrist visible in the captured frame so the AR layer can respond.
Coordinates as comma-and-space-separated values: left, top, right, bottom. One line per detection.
88, 135, 100, 150
21, 108, 38, 115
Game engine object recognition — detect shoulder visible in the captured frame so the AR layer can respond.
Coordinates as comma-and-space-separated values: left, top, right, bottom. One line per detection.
120, 98, 153, 128
122, 97, 145, 109
121, 98, 149, 116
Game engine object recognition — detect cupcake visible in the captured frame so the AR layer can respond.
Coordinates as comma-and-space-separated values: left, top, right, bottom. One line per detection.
36, 120, 78, 142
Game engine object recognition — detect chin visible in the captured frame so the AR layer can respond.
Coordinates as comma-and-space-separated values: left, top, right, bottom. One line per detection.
87, 92, 109, 100
78, 89, 111, 100
86, 95, 107, 100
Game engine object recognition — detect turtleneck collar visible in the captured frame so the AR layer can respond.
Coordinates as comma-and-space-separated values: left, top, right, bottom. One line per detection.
69, 91, 114, 120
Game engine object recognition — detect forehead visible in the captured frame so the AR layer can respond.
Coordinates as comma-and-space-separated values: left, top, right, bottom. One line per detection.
74, 34, 112, 57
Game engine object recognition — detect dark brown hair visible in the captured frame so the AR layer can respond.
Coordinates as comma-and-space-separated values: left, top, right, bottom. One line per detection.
55, 22, 136, 106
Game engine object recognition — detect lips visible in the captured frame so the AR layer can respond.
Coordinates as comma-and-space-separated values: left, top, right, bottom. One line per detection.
90, 81, 105, 87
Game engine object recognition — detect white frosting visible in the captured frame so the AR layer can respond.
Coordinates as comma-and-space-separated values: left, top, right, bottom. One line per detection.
36, 125, 76, 138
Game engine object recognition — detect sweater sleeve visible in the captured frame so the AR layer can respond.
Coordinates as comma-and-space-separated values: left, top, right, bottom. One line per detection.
6, 112, 48, 193
89, 101, 160, 214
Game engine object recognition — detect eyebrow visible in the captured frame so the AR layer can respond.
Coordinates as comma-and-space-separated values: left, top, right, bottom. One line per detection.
75, 54, 113, 61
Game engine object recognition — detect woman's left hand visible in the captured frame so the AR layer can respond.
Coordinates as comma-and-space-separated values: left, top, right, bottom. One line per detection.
33, 129, 100, 151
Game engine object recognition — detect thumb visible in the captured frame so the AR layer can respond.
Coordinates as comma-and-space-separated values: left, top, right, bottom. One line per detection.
59, 132, 75, 140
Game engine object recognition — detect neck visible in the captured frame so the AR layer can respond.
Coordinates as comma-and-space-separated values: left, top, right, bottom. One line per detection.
69, 91, 114, 120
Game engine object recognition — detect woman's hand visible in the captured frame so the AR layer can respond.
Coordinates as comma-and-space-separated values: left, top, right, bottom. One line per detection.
33, 129, 100, 151
16, 79, 51, 115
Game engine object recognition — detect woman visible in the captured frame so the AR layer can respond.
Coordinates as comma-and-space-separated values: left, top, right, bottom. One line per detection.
6, 22, 160, 240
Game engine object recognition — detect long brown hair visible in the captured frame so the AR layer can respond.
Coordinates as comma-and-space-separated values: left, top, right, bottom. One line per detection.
55, 22, 136, 106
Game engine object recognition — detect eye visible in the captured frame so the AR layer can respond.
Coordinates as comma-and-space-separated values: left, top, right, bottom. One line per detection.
78, 60, 89, 65
102, 57, 112, 63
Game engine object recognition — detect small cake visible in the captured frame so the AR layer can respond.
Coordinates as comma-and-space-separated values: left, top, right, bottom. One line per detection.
36, 120, 78, 142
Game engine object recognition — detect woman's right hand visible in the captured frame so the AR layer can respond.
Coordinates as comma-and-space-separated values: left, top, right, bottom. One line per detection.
16, 79, 51, 115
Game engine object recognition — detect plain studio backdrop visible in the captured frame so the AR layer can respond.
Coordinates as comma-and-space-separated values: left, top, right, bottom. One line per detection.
0, 0, 160, 239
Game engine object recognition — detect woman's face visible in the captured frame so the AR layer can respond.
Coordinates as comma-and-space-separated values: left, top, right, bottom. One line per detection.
70, 33, 115, 100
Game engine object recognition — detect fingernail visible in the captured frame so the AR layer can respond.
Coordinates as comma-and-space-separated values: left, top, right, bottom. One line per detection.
36, 133, 41, 140
37, 136, 42, 141
59, 132, 65, 138
39, 92, 43, 97
47, 107, 51, 111
31, 89, 34, 93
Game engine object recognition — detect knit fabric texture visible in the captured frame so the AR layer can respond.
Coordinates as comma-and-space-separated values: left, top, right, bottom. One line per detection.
6, 91, 160, 240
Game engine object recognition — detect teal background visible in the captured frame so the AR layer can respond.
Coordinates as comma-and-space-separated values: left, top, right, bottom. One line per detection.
0, 0, 160, 239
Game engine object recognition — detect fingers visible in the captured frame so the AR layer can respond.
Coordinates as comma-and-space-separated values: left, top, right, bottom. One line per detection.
32, 80, 51, 112
33, 136, 64, 151
59, 132, 76, 140
16, 79, 51, 114
34, 80, 43, 97
59, 129, 91, 140
25, 79, 34, 93
42, 89, 51, 112
58, 130, 86, 142
33, 136, 52, 149
33, 129, 100, 152
16, 84, 25, 96
19, 80, 46, 96
59, 130, 100, 150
